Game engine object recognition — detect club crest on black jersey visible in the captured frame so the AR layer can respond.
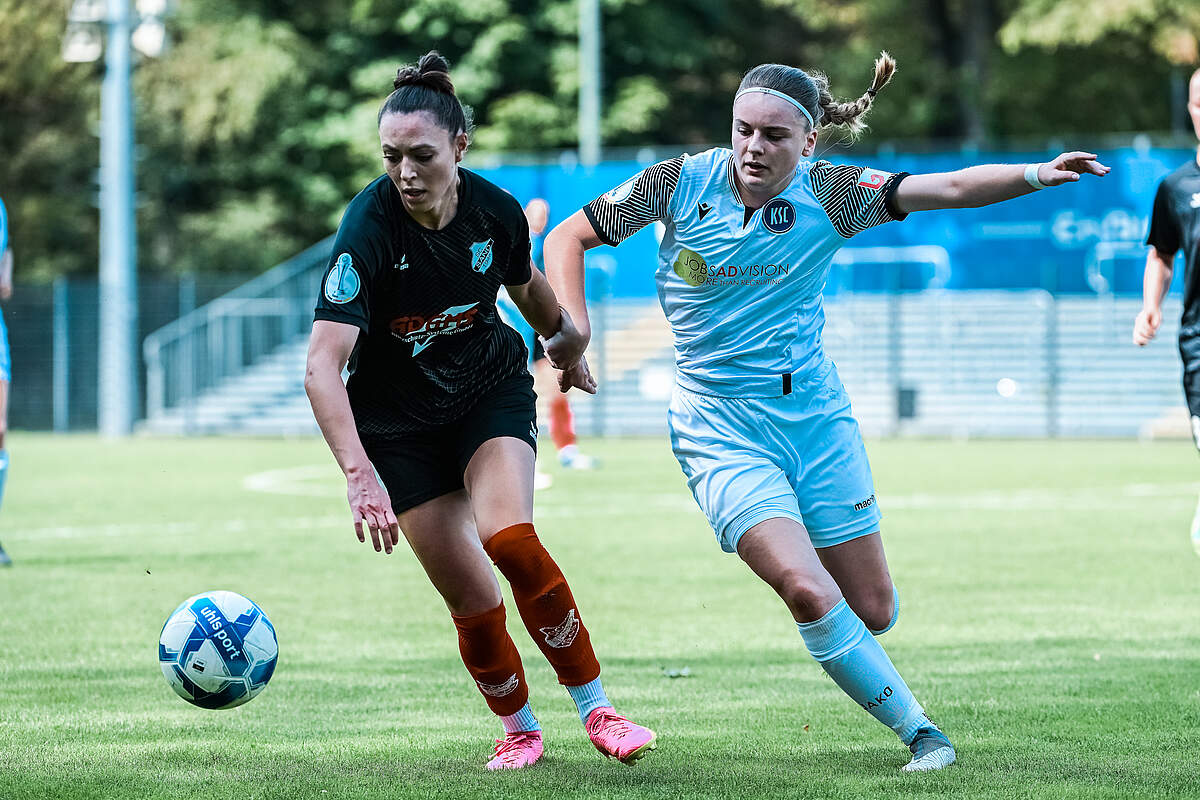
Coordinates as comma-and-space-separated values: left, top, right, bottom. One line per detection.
314, 169, 534, 438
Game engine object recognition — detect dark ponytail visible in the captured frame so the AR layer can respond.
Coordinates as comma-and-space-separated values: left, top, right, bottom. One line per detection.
378, 50, 474, 139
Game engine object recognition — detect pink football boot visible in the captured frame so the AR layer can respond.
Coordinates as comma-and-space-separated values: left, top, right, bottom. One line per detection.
486, 730, 544, 770
585, 707, 657, 764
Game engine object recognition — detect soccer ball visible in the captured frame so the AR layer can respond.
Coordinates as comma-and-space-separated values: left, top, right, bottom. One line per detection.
158, 590, 278, 709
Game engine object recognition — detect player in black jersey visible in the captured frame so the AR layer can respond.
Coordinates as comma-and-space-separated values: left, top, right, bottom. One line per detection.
1134, 67, 1200, 554
305, 52, 655, 770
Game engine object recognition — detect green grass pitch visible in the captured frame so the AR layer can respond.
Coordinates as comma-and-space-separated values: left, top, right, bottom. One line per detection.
1, 434, 1198, 799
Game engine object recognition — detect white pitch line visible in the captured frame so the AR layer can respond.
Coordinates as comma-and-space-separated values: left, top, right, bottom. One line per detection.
14, 474, 1193, 542
242, 465, 345, 497
5, 515, 348, 542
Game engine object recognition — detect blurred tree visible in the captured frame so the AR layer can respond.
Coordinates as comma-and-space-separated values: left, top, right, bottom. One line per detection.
0, 0, 1190, 283
1001, 0, 1200, 65
0, 0, 99, 281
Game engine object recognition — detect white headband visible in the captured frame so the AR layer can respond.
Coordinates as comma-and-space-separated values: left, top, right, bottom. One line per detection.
734, 87, 815, 128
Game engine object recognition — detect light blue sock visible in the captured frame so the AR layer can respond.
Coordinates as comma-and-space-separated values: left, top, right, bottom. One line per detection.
797, 598, 925, 744
868, 585, 900, 636
499, 702, 541, 734
565, 677, 611, 724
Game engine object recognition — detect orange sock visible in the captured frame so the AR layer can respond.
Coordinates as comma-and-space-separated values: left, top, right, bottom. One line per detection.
548, 394, 576, 451
484, 523, 601, 686
451, 603, 529, 716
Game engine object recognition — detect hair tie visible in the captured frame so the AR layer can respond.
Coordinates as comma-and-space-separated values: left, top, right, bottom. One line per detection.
867, 88, 877, 97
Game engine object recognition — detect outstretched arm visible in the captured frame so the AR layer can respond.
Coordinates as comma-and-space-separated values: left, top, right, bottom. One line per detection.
1133, 247, 1176, 346
543, 210, 603, 366
893, 152, 1110, 214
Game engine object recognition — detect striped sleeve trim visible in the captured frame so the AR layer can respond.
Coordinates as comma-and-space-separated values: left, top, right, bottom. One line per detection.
811, 161, 909, 239
583, 156, 685, 246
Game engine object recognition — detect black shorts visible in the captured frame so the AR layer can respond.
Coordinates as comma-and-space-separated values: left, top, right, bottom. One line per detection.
532, 337, 547, 363
363, 373, 538, 514
1179, 327, 1200, 447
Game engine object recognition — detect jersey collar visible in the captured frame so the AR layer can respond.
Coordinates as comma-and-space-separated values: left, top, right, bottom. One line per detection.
725, 153, 806, 210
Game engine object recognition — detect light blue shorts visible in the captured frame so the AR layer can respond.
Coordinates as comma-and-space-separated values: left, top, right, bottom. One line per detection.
668, 359, 880, 553
0, 308, 10, 382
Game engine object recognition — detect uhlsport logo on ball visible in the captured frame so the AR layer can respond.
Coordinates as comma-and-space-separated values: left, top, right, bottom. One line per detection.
158, 591, 278, 709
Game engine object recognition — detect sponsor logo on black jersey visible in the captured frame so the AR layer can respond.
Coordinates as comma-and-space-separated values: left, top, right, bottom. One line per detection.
390, 302, 481, 356
324, 253, 361, 304
394, 254, 409, 270
697, 202, 713, 220
761, 198, 795, 234
470, 239, 494, 274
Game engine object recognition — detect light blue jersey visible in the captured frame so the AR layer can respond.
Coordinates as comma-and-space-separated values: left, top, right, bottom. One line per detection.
585, 148, 906, 397
0, 195, 7, 255
584, 149, 907, 551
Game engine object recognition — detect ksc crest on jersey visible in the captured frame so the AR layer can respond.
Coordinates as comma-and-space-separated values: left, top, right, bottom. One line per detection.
762, 198, 796, 234
470, 238, 494, 274
324, 253, 361, 304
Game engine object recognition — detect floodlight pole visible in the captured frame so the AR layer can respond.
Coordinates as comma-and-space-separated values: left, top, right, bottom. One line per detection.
578, 0, 601, 166
98, 0, 138, 437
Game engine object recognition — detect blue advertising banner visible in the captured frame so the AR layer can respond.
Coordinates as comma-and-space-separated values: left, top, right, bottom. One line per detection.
472, 146, 1196, 298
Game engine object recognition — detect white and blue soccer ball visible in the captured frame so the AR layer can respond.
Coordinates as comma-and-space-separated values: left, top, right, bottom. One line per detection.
158, 590, 278, 710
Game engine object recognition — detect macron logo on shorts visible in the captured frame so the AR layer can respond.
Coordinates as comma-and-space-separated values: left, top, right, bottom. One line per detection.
853, 494, 876, 512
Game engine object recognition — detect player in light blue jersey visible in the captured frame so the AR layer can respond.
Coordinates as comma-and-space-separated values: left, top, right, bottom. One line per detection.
0, 196, 13, 567
544, 52, 1109, 771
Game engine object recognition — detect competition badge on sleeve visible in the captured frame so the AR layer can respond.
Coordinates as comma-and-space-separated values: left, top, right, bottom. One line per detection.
857, 168, 890, 190
324, 253, 361, 304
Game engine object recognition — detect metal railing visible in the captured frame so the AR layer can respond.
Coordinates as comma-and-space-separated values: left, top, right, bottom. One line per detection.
143, 236, 333, 429
138, 236, 1186, 439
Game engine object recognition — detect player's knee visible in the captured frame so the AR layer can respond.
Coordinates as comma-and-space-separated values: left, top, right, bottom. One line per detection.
777, 570, 840, 622
445, 593, 501, 618
864, 584, 899, 635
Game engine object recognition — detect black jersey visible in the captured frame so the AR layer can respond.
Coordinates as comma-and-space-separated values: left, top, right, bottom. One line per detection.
1147, 158, 1200, 329
314, 169, 533, 439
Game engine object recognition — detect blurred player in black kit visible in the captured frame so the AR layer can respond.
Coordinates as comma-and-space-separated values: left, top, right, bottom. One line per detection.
1134, 67, 1200, 553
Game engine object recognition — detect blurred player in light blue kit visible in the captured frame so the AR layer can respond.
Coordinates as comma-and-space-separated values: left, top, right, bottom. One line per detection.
545, 52, 1108, 771
0, 195, 13, 567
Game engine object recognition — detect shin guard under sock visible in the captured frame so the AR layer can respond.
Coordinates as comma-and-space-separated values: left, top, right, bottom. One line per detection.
484, 523, 601, 686
451, 602, 529, 717
798, 599, 925, 744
